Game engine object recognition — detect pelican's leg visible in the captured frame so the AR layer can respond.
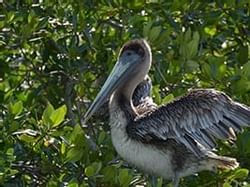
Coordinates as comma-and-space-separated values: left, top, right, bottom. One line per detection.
172, 174, 180, 187
149, 175, 157, 187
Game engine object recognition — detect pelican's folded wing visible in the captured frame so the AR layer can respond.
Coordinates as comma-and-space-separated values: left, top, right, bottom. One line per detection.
127, 89, 250, 157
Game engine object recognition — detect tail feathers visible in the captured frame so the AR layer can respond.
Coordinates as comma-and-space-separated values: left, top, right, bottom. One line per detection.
210, 155, 239, 170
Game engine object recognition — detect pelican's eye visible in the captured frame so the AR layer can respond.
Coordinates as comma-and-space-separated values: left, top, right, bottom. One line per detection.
127, 51, 132, 56
123, 50, 135, 58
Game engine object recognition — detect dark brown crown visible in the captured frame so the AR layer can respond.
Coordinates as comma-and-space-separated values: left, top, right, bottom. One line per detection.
120, 39, 148, 58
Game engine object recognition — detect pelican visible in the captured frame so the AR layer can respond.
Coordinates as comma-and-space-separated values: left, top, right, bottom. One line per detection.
84, 39, 250, 187
132, 75, 157, 115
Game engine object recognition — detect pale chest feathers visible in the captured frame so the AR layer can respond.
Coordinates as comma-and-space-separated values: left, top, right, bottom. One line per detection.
109, 108, 174, 179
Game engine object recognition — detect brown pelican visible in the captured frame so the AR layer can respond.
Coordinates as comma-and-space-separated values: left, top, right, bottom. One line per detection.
84, 39, 250, 187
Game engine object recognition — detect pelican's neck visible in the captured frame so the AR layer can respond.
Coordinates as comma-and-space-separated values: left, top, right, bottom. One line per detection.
109, 85, 138, 129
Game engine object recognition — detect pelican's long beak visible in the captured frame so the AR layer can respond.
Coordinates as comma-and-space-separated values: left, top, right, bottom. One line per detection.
83, 56, 138, 123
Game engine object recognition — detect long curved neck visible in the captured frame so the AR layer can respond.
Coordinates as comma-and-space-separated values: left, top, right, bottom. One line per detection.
112, 88, 137, 114
109, 84, 138, 129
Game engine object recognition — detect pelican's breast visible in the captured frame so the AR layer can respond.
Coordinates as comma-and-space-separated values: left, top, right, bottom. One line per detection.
109, 106, 174, 180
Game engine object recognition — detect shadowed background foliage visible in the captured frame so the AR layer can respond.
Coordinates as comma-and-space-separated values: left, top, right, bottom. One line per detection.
0, 0, 250, 186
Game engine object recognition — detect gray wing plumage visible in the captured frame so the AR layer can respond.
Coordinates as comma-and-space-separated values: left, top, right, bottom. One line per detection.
132, 76, 152, 106
127, 89, 250, 157
133, 75, 157, 114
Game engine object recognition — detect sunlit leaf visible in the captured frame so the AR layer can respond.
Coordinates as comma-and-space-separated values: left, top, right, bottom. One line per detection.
162, 94, 174, 104
204, 26, 217, 36
233, 168, 249, 179
10, 101, 23, 116
227, 168, 249, 181
50, 104, 67, 127
18, 134, 36, 143
61, 142, 66, 155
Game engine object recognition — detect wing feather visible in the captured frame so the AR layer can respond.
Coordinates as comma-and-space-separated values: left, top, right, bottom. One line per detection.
127, 89, 250, 157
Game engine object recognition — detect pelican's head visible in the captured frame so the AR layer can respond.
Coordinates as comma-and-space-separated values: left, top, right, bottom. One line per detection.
84, 39, 152, 122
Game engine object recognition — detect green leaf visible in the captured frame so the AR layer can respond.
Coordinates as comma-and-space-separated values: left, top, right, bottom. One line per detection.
152, 85, 161, 105
162, 94, 174, 104
92, 162, 102, 174
10, 101, 23, 115
193, 31, 200, 43
188, 32, 199, 59
50, 104, 67, 127
204, 26, 217, 36
231, 78, 250, 94
223, 182, 232, 187
18, 134, 36, 143
42, 103, 54, 126
143, 20, 153, 38
228, 168, 249, 181
179, 29, 199, 60
186, 60, 199, 71
67, 182, 79, 187
237, 131, 250, 154
155, 30, 170, 46
85, 166, 95, 177
102, 166, 116, 182
233, 168, 249, 179
242, 62, 250, 78
66, 147, 84, 162
83, 162, 102, 177
61, 142, 66, 155
201, 63, 211, 79
237, 45, 248, 65
118, 169, 132, 187
149, 26, 162, 42
6, 148, 14, 156
184, 28, 192, 42
70, 124, 85, 143
98, 131, 106, 144
156, 178, 163, 187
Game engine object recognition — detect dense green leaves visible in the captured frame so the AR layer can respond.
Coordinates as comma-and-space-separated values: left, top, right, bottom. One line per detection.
0, 0, 250, 186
